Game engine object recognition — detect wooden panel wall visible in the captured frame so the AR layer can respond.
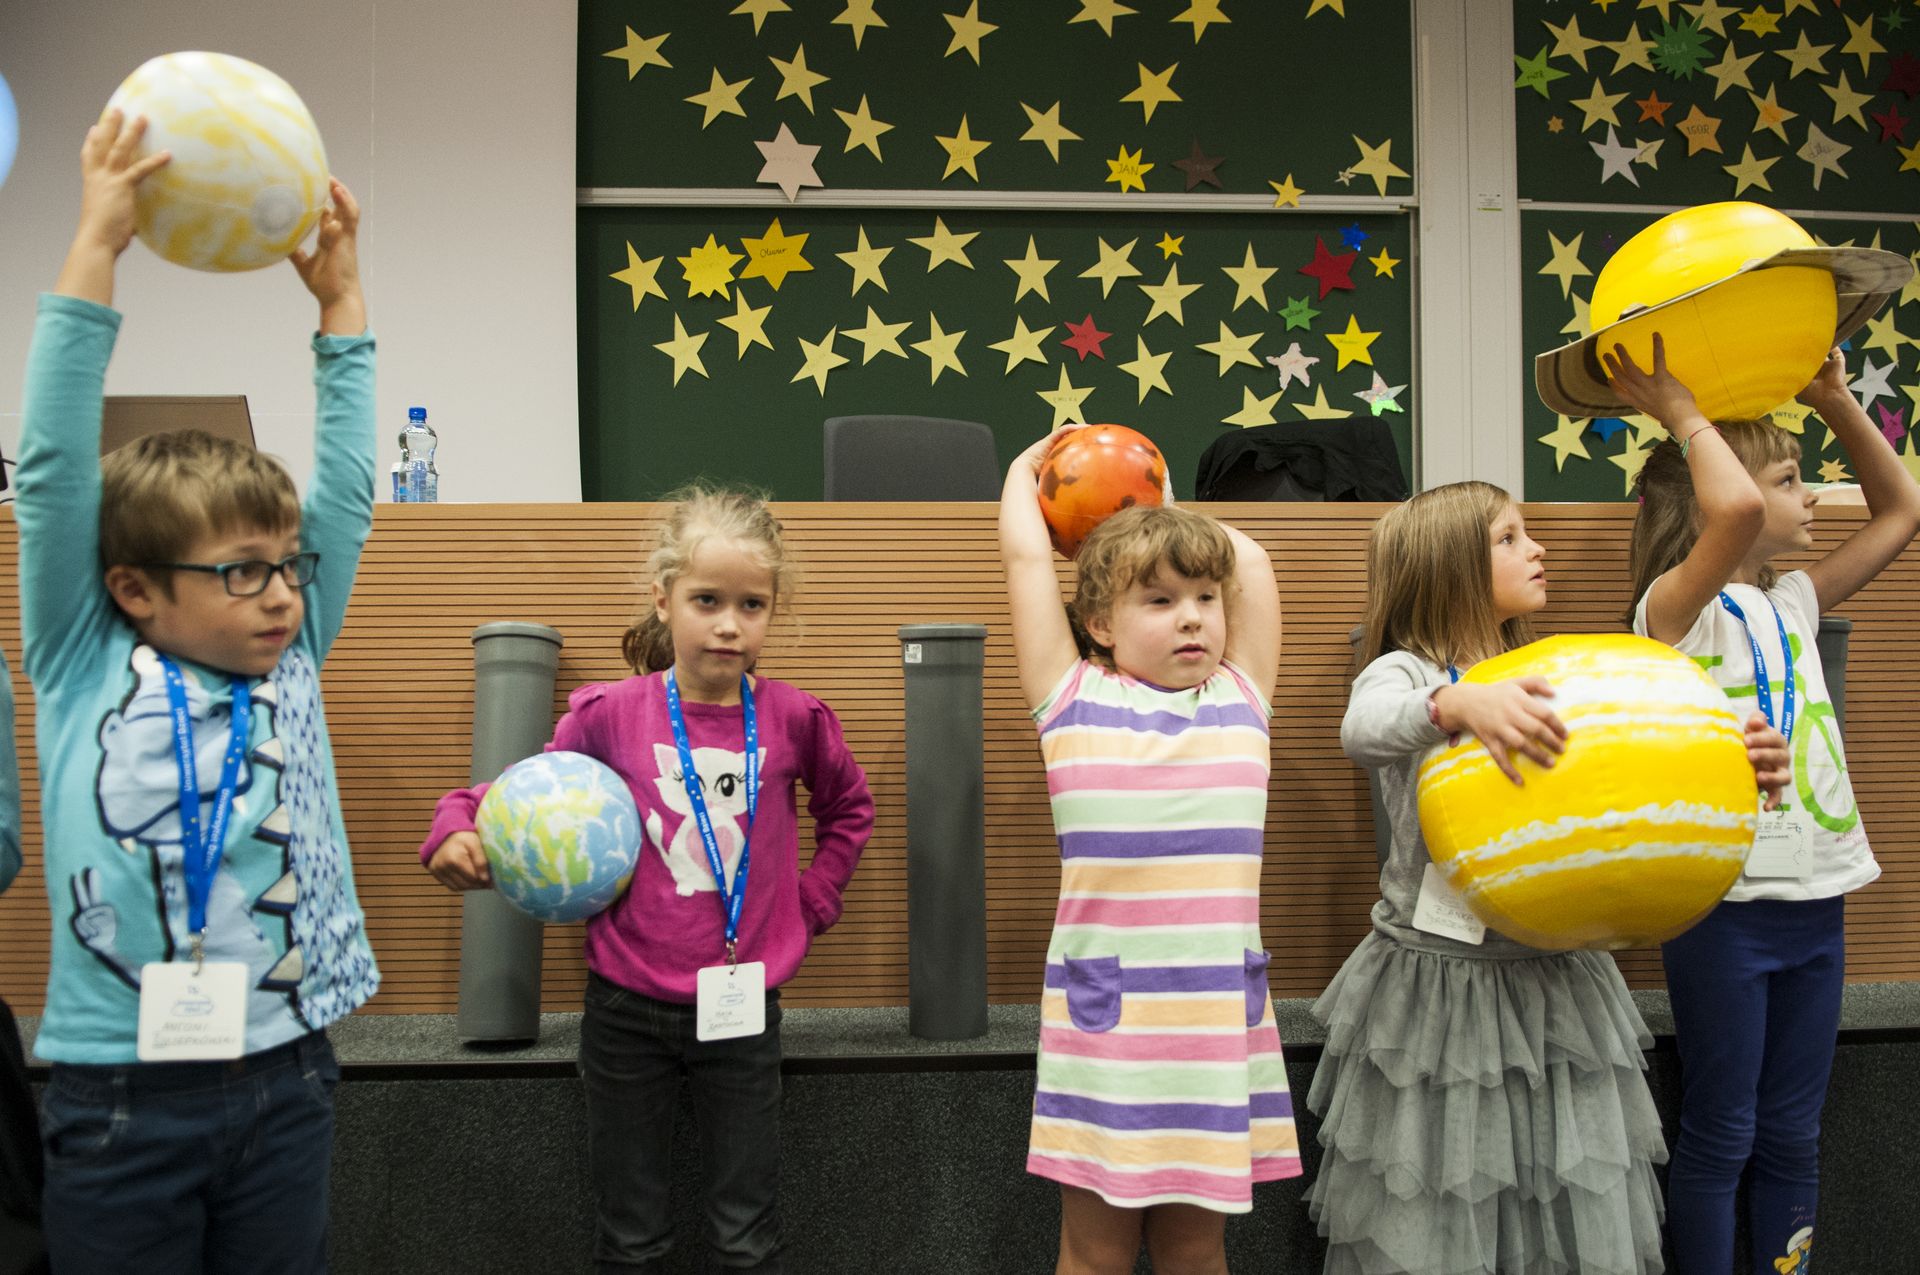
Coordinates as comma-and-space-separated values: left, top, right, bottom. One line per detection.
0, 503, 1914, 1015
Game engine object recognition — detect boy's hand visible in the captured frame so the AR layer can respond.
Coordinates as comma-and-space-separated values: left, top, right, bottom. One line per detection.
1433, 677, 1568, 785
1743, 711, 1792, 812
1601, 333, 1707, 433
55, 110, 171, 303
1795, 348, 1850, 412
427, 831, 493, 891
290, 178, 366, 335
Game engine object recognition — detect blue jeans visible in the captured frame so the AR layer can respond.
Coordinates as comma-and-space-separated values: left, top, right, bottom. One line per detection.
1662, 897, 1844, 1275
579, 972, 785, 1274
38, 1030, 338, 1275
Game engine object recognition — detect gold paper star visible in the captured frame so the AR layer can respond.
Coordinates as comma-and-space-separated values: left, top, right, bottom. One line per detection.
1724, 144, 1779, 196
1071, 0, 1139, 35
1635, 137, 1666, 169
1738, 7, 1780, 36
739, 218, 813, 291
1562, 293, 1592, 339
1537, 414, 1592, 471
1004, 237, 1060, 302
836, 227, 893, 295
1546, 14, 1605, 69
717, 291, 774, 358
1019, 101, 1081, 162
1681, 0, 1737, 35
1081, 237, 1142, 297
1702, 38, 1762, 99
1121, 63, 1182, 123
987, 315, 1056, 373
1862, 311, 1913, 361
686, 69, 753, 128
1105, 145, 1154, 193
1676, 104, 1724, 155
732, 0, 791, 33
792, 327, 850, 396
1775, 31, 1832, 79
834, 95, 894, 160
943, 1, 998, 64
1156, 233, 1184, 258
1770, 402, 1813, 435
1038, 364, 1095, 428
911, 314, 969, 383
1570, 77, 1628, 130
679, 234, 743, 299
1221, 245, 1278, 311
604, 28, 670, 80
1539, 231, 1592, 297
1748, 84, 1798, 142
1609, 434, 1653, 494
1326, 314, 1381, 370
1173, 0, 1231, 41
1196, 321, 1264, 375
1609, 23, 1657, 72
1821, 72, 1873, 130
611, 242, 667, 310
1348, 136, 1411, 195
832, 0, 887, 48
1817, 458, 1852, 484
935, 115, 991, 181
1139, 264, 1203, 326
1118, 336, 1174, 402
1369, 247, 1401, 278
908, 217, 978, 271
1841, 15, 1885, 75
1224, 385, 1284, 428
1306, 0, 1347, 16
769, 45, 829, 113
1267, 174, 1304, 208
654, 315, 710, 386
1293, 386, 1348, 419
844, 306, 912, 363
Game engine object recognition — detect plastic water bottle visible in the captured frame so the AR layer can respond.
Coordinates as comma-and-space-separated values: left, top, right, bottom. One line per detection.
399, 406, 439, 503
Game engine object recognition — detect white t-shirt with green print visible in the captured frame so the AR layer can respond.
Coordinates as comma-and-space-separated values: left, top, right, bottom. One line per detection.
1635, 569, 1878, 902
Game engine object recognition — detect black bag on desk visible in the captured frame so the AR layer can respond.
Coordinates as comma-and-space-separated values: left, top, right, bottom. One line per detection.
1194, 418, 1409, 502
0, 996, 46, 1275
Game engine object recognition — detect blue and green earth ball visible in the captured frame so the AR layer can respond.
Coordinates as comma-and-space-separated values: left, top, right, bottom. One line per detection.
476, 751, 641, 923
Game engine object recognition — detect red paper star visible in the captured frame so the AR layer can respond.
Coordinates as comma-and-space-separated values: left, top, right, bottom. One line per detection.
1884, 53, 1920, 101
1877, 403, 1909, 447
1061, 314, 1113, 362
1637, 92, 1672, 125
1875, 103, 1911, 143
1298, 236, 1358, 301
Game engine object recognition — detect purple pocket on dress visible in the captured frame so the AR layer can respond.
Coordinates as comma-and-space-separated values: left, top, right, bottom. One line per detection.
1063, 955, 1122, 1033
1244, 949, 1271, 1027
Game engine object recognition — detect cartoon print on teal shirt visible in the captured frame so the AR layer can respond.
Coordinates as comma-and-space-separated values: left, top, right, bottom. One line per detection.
69, 643, 309, 1035
1694, 631, 1856, 834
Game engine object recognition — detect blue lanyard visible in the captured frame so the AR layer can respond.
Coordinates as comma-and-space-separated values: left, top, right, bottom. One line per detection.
1718, 590, 1795, 742
159, 657, 252, 959
664, 671, 759, 963
1446, 665, 1461, 684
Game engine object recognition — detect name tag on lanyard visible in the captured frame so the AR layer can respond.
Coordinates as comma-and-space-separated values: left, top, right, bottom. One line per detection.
1717, 592, 1812, 881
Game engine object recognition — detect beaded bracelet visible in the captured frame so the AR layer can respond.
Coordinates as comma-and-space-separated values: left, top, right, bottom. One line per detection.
1680, 423, 1721, 457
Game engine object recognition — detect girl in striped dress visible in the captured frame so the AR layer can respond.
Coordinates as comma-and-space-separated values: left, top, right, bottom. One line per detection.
1000, 431, 1298, 1274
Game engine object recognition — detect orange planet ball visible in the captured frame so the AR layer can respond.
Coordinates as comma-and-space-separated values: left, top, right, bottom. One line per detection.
1037, 424, 1168, 558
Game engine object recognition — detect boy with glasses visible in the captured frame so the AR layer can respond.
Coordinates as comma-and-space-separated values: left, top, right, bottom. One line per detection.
14, 111, 379, 1274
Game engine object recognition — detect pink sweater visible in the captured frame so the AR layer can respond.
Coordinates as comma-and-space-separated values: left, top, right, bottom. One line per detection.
422, 672, 873, 1003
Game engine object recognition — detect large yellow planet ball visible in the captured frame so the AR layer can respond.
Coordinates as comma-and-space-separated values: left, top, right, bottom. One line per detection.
1589, 203, 1836, 421
1417, 634, 1756, 951
105, 52, 329, 273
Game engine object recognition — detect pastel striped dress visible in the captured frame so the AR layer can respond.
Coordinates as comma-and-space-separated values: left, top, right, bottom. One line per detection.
1026, 659, 1302, 1212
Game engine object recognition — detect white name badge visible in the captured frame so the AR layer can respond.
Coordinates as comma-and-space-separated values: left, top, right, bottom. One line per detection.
137, 961, 248, 1061
696, 961, 767, 1041
1413, 862, 1486, 945
1746, 808, 1815, 880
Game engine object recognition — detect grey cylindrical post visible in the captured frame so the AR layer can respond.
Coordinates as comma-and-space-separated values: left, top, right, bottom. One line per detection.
458, 622, 565, 1044
1815, 615, 1852, 738
899, 624, 989, 1040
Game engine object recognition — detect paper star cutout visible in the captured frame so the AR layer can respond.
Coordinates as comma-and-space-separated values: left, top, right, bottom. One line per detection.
1748, 84, 1798, 142
1885, 53, 1920, 100
1900, 139, 1920, 173
1817, 458, 1853, 484
1156, 233, 1185, 259
1639, 0, 1677, 21
1841, 15, 1885, 76
836, 227, 892, 296
1548, 116, 1566, 134
1039, 364, 1097, 428
1591, 125, 1643, 184
834, 95, 894, 160
1105, 145, 1155, 193
1611, 23, 1658, 72
611, 242, 667, 310
1172, 140, 1226, 191
732, 0, 790, 33
1293, 386, 1349, 420
1224, 386, 1283, 428
844, 306, 913, 364
1019, 101, 1081, 162
1861, 311, 1913, 362
1340, 222, 1370, 251
1769, 402, 1813, 434
1637, 90, 1673, 123
679, 234, 743, 299
1676, 103, 1724, 154
1079, 238, 1142, 300
1589, 416, 1630, 441
1872, 103, 1910, 143
1267, 341, 1320, 391
1354, 372, 1407, 416
717, 291, 774, 358
1004, 237, 1060, 302
1071, 0, 1139, 36
1797, 122, 1851, 191
686, 69, 754, 128
1888, 8, 1911, 36
1516, 45, 1571, 95
1852, 356, 1896, 407
1122, 63, 1182, 122
1062, 314, 1113, 362
1369, 248, 1401, 278
1653, 17, 1712, 79
908, 217, 978, 271
792, 327, 849, 396
1118, 336, 1174, 402
1222, 245, 1278, 311
1326, 314, 1381, 370
1634, 136, 1666, 170
1571, 77, 1628, 130
1139, 264, 1203, 326
1681, 0, 1737, 36
653, 315, 710, 386
1822, 72, 1874, 129
1609, 434, 1654, 493
768, 45, 829, 113
1267, 173, 1305, 207
911, 314, 968, 383
1546, 14, 1605, 68
935, 115, 991, 181
832, 0, 888, 48
1724, 144, 1780, 195
1196, 321, 1264, 375
1703, 37, 1762, 99
1348, 136, 1411, 196
1775, 31, 1833, 79
1626, 413, 1667, 448
755, 124, 823, 201
1876, 403, 1910, 447
943, 2, 998, 63
1538, 415, 1593, 470
987, 315, 1056, 373
1299, 237, 1358, 300
604, 28, 671, 79
1539, 231, 1593, 297
1739, 7, 1780, 36
739, 219, 813, 291
1277, 295, 1320, 331
1562, 293, 1592, 338
1173, 0, 1231, 41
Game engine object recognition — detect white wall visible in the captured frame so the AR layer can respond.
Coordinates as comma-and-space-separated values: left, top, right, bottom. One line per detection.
0, 0, 579, 502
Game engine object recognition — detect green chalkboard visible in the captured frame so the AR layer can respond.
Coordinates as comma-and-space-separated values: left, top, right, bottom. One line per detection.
579, 206, 1414, 500
1512, 0, 1918, 211
1520, 208, 1920, 501
578, 0, 1417, 199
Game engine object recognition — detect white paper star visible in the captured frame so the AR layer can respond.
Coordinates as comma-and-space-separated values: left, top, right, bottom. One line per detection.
1852, 356, 1895, 408
1590, 125, 1642, 185
755, 123, 823, 201
1265, 341, 1319, 392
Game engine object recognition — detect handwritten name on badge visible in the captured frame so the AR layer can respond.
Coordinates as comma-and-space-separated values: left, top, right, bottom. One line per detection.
138, 961, 248, 1060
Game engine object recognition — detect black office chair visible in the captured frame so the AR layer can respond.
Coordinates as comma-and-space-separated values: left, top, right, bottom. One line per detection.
1194, 417, 1409, 502
822, 415, 1000, 500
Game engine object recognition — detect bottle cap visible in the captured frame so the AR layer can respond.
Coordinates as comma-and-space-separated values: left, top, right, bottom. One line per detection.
408, 406, 426, 422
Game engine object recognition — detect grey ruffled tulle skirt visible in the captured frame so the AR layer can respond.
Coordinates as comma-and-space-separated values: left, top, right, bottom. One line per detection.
1305, 932, 1666, 1275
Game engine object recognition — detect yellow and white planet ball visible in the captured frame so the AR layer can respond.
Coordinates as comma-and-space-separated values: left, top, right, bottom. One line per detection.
105, 52, 329, 272
1417, 634, 1756, 951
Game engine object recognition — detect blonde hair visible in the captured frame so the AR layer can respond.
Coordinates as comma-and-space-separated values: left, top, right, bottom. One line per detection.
1627, 420, 1799, 620
100, 429, 302, 592
1070, 504, 1237, 669
1357, 481, 1538, 669
621, 485, 795, 674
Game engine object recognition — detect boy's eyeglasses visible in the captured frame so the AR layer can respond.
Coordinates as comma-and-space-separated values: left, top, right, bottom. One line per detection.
144, 551, 321, 597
